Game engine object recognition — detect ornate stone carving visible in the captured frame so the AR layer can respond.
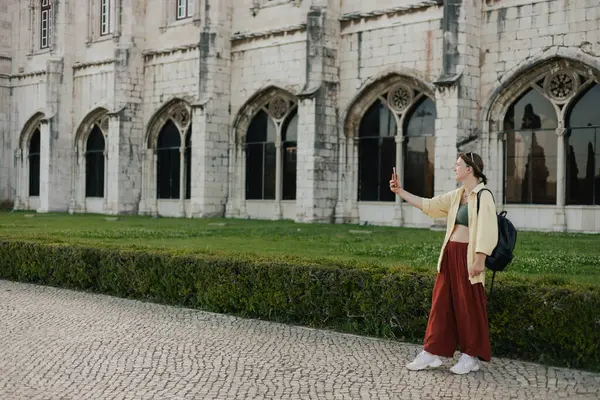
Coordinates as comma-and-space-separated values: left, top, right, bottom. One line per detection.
171, 106, 190, 128
544, 70, 579, 102
268, 96, 289, 119
387, 84, 413, 113
99, 116, 109, 133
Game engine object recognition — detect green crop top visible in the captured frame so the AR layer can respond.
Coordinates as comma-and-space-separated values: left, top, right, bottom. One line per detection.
455, 202, 469, 227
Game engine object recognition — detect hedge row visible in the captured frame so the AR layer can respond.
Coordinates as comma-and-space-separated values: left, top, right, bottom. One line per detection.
0, 240, 598, 372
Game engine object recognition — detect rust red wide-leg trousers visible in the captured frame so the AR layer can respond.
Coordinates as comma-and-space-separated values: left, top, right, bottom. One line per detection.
423, 241, 491, 361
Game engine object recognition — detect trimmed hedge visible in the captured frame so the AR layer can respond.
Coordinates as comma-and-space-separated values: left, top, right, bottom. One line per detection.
0, 240, 598, 372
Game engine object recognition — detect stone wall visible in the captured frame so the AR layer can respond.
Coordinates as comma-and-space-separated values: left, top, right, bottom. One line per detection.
0, 0, 599, 231
0, 1, 12, 204
232, 0, 309, 35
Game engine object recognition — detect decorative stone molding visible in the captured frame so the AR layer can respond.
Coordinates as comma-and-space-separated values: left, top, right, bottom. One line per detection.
74, 108, 110, 146
233, 86, 298, 142
142, 44, 199, 60
481, 48, 600, 131
250, 0, 302, 17
145, 99, 193, 149
18, 112, 46, 149
343, 73, 435, 138
486, 59, 598, 130
231, 24, 306, 42
73, 59, 115, 70
340, 1, 442, 23
387, 84, 413, 113
267, 96, 289, 120
543, 70, 580, 103
11, 69, 47, 80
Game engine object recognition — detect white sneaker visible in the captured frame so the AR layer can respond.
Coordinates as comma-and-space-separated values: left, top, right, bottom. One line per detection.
405, 350, 443, 371
450, 353, 480, 375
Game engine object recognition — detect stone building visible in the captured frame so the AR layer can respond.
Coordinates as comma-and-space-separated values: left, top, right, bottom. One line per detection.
1, 0, 599, 232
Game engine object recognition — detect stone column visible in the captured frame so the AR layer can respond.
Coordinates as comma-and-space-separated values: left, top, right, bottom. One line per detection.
393, 133, 404, 226
483, 120, 504, 206
21, 147, 30, 210
80, 147, 87, 212
102, 148, 108, 211
225, 131, 240, 218
13, 150, 23, 210
0, 71, 11, 205
104, 112, 121, 214
188, 0, 233, 217
295, 5, 340, 223
37, 120, 52, 212
179, 145, 186, 217
274, 136, 283, 220
68, 149, 77, 214
349, 137, 359, 222
21, 146, 30, 210
225, 138, 246, 218
554, 126, 567, 231
138, 148, 157, 216
238, 141, 247, 217
36, 58, 71, 213
431, 0, 483, 229
333, 135, 346, 224
150, 151, 158, 217
107, 0, 147, 215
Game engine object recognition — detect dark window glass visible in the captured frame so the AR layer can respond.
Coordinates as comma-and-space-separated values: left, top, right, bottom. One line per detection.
403, 97, 436, 198
504, 89, 558, 204
245, 110, 277, 200
566, 84, 600, 205
282, 109, 298, 200
85, 125, 105, 198
357, 100, 397, 202
157, 120, 181, 199
184, 126, 191, 200
40, 1, 51, 49
28, 128, 41, 197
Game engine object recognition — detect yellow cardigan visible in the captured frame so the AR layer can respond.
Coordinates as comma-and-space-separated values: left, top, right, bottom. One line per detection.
421, 183, 499, 286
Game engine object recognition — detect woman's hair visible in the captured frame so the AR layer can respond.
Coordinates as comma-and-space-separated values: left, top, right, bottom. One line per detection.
458, 152, 487, 185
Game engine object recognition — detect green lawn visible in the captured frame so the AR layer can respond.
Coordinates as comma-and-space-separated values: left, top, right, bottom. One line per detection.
1, 211, 599, 286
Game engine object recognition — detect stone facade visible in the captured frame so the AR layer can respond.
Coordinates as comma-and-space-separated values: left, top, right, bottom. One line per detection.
1, 0, 600, 232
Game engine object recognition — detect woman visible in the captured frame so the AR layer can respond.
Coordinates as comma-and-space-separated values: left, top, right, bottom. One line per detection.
389, 152, 498, 375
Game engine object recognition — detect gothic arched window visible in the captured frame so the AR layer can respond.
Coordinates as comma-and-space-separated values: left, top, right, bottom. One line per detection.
246, 111, 277, 200
28, 129, 41, 197
151, 103, 192, 201
504, 88, 558, 204
358, 100, 396, 202
403, 97, 436, 199
566, 83, 600, 205
357, 84, 436, 201
157, 120, 182, 199
85, 125, 105, 198
244, 96, 298, 201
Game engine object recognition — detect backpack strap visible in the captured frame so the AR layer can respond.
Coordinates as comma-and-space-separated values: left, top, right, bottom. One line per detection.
476, 188, 495, 214
476, 188, 497, 301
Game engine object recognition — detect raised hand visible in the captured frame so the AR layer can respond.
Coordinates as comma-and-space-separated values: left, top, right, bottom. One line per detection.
389, 167, 401, 194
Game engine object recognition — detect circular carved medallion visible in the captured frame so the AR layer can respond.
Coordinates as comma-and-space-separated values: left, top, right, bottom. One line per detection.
171, 106, 190, 128
268, 96, 289, 119
544, 70, 579, 102
387, 84, 413, 113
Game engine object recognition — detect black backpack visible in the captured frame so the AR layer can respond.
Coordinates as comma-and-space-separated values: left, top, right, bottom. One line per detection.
477, 188, 518, 299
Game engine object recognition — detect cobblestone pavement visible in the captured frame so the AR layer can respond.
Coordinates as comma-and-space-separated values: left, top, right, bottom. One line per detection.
0, 280, 598, 400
